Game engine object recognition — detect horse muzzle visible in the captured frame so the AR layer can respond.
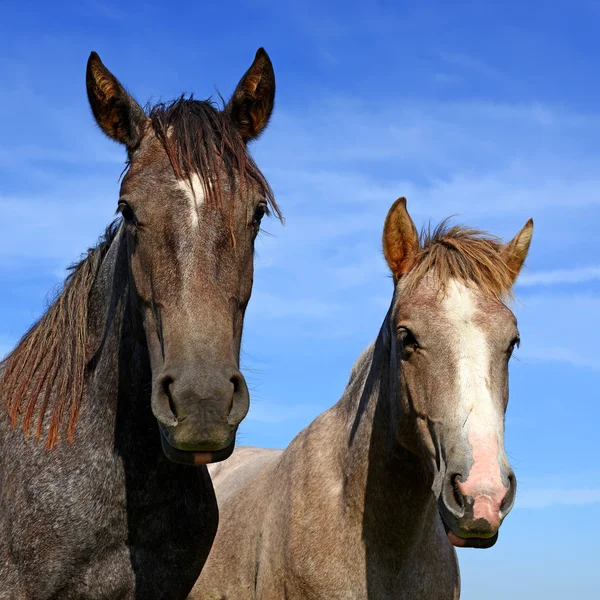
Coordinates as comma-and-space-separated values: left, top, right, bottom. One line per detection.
437, 468, 516, 549
151, 365, 249, 465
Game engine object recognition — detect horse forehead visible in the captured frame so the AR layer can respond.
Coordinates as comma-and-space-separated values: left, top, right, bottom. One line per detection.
132, 132, 167, 167
441, 280, 512, 333
441, 280, 478, 324
397, 277, 479, 323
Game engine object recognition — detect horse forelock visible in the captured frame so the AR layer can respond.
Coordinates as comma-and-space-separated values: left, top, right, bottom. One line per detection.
148, 97, 281, 222
400, 220, 517, 302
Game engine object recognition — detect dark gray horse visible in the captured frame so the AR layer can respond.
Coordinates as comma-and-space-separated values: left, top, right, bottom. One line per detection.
0, 48, 279, 599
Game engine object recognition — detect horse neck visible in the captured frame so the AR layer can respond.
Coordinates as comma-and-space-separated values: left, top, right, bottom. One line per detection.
338, 315, 437, 547
84, 226, 154, 452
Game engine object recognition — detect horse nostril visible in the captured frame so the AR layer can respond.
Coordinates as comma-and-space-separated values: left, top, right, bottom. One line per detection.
500, 473, 516, 515
226, 370, 250, 425
230, 374, 240, 396
151, 374, 178, 428
452, 474, 464, 509
162, 377, 177, 420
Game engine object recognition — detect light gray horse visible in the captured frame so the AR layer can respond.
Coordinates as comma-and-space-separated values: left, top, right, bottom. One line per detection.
193, 197, 533, 600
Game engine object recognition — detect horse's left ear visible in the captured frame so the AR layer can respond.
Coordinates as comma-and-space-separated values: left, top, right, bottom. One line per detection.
501, 218, 534, 281
226, 48, 275, 142
382, 197, 419, 280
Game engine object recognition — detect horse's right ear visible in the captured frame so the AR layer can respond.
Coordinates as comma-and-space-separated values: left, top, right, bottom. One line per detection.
382, 197, 419, 280
86, 52, 147, 149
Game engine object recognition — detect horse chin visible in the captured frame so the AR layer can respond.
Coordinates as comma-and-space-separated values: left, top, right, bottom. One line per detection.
440, 514, 499, 549
159, 429, 236, 466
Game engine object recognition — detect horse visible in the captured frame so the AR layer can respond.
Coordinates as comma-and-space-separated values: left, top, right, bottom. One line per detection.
0, 48, 280, 599
192, 197, 533, 600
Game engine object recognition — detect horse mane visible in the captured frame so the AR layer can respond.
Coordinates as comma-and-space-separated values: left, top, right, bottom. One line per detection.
149, 96, 281, 221
403, 220, 516, 301
0, 222, 120, 449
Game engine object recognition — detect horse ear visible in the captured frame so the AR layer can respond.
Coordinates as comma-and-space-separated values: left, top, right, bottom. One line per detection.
382, 197, 419, 280
86, 52, 147, 149
501, 218, 534, 281
226, 48, 275, 142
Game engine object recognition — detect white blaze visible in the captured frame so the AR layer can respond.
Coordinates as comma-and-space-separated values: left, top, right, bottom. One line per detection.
442, 280, 499, 433
176, 173, 206, 227
443, 280, 506, 520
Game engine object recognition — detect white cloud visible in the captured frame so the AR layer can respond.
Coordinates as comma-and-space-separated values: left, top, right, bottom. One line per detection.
0, 185, 117, 264
517, 487, 600, 509
259, 97, 600, 176
520, 346, 600, 371
439, 51, 503, 80
516, 294, 600, 371
518, 266, 600, 286
247, 291, 342, 321
0, 144, 122, 169
246, 400, 323, 424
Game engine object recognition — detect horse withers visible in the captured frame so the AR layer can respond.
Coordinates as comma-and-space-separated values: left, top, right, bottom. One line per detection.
0, 49, 280, 599
193, 198, 533, 599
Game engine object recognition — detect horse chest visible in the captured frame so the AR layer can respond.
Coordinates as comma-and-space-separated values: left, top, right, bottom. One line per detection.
0, 435, 215, 600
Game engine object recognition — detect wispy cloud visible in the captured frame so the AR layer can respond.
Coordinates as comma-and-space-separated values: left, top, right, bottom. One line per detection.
262, 97, 600, 173
0, 190, 116, 264
0, 144, 122, 169
518, 487, 600, 509
439, 51, 503, 80
518, 266, 600, 286
516, 294, 600, 371
434, 72, 461, 85
75, 0, 128, 22
246, 400, 323, 424
250, 291, 342, 320
519, 346, 600, 372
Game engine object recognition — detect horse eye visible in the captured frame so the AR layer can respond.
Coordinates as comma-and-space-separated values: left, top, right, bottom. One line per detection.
397, 327, 419, 353
252, 202, 268, 225
118, 200, 136, 224
508, 335, 521, 355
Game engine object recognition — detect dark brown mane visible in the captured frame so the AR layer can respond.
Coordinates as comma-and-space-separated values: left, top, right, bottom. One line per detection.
0, 222, 119, 449
149, 97, 281, 221
404, 220, 515, 300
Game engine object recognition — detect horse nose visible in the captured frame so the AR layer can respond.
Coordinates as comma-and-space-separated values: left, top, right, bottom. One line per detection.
442, 468, 516, 534
167, 367, 250, 423
457, 469, 516, 527
151, 366, 250, 449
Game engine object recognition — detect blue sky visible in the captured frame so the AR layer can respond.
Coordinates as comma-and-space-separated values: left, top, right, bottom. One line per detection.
1, 0, 598, 596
